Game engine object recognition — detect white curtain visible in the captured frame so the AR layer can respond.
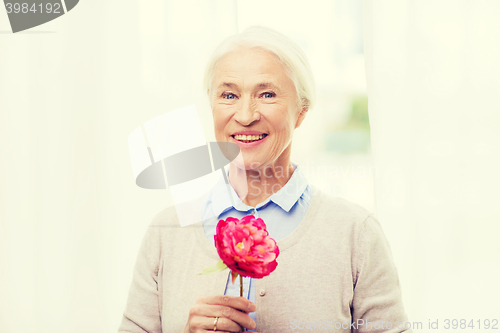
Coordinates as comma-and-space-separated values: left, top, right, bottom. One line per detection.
364, 0, 500, 324
0, 1, 237, 332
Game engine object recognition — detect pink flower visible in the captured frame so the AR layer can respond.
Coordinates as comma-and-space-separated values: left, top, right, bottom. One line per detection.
214, 215, 280, 280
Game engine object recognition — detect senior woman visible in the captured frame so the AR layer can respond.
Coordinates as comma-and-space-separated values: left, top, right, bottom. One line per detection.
118, 26, 411, 333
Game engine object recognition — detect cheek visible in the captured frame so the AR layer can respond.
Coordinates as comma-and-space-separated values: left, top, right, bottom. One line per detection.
261, 105, 295, 133
212, 107, 231, 137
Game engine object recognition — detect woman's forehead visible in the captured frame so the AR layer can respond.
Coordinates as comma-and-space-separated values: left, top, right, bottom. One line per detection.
212, 48, 293, 90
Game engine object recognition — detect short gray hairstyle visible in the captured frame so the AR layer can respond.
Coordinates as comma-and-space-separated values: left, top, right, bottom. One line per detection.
203, 26, 316, 110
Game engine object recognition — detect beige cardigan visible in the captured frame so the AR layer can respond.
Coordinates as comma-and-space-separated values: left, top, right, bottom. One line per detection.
118, 190, 411, 333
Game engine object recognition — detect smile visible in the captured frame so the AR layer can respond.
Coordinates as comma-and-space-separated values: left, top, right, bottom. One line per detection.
231, 134, 268, 143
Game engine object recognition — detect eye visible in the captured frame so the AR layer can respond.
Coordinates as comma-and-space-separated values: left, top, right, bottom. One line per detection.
261, 92, 275, 98
222, 93, 237, 100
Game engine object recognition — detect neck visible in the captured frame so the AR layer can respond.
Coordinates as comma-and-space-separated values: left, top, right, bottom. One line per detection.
228, 159, 295, 207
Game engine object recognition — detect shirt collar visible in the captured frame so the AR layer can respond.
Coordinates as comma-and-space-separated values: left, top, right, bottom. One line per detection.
210, 163, 309, 217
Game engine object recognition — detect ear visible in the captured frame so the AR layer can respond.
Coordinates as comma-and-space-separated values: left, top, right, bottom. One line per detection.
295, 104, 309, 129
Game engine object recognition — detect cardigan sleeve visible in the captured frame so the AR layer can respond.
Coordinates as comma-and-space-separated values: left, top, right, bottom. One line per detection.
118, 225, 163, 333
351, 215, 412, 333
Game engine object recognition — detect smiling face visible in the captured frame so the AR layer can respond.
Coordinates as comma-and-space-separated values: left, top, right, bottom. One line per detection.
210, 47, 307, 171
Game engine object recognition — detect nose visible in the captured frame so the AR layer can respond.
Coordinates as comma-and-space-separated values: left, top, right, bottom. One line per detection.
234, 96, 260, 126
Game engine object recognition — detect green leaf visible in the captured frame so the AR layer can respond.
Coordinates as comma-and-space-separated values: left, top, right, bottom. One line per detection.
231, 271, 239, 284
198, 259, 228, 275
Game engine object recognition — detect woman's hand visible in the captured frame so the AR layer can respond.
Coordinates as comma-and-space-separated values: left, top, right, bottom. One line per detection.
183, 295, 257, 333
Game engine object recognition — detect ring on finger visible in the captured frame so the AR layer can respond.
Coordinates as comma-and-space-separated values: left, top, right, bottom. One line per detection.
213, 317, 219, 331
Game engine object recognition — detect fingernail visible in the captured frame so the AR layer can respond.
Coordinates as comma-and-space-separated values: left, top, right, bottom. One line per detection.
248, 302, 256, 312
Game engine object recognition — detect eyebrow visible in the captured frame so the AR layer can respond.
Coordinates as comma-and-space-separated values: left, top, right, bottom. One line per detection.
219, 82, 238, 89
217, 82, 281, 90
256, 82, 280, 90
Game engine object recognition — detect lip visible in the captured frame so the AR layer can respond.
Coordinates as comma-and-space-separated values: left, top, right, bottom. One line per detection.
231, 130, 267, 136
230, 133, 269, 149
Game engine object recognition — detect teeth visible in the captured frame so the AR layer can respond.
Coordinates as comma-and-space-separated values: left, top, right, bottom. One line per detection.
233, 134, 266, 141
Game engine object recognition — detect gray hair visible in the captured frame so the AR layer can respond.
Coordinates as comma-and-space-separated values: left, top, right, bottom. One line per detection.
203, 26, 316, 110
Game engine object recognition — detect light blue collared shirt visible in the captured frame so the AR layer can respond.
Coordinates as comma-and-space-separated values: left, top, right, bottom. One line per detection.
201, 164, 312, 330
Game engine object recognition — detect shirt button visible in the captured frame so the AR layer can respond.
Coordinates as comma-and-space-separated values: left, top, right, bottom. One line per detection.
259, 289, 266, 296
